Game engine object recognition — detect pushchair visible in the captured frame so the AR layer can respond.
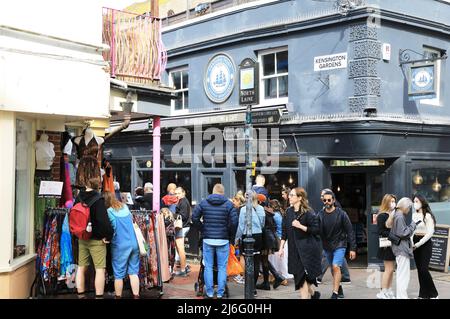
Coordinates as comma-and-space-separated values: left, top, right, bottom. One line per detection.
194, 237, 230, 298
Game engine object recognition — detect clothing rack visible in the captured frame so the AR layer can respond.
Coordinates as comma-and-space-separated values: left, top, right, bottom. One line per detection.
131, 210, 164, 297
31, 207, 76, 298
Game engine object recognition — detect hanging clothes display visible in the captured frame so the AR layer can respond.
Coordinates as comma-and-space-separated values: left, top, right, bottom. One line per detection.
155, 212, 171, 282
34, 208, 76, 296
131, 210, 164, 293
59, 154, 74, 208
101, 158, 115, 193
74, 133, 101, 188
34, 171, 56, 248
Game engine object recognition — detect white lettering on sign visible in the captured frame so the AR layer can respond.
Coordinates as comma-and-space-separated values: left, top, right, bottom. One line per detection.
314, 52, 348, 72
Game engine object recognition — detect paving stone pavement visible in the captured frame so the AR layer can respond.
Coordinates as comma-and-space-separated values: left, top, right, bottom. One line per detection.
162, 262, 450, 299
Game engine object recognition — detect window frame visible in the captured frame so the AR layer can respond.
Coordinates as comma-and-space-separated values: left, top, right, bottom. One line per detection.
12, 116, 35, 263
169, 66, 189, 114
258, 47, 289, 105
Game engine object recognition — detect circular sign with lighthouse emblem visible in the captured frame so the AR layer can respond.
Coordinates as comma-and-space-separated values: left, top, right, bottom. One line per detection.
204, 53, 236, 103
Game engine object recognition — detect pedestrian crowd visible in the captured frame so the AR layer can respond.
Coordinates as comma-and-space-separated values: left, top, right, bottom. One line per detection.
70, 174, 439, 300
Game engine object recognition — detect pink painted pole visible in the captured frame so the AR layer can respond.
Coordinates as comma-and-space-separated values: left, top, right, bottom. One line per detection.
111, 9, 116, 78
152, 116, 161, 213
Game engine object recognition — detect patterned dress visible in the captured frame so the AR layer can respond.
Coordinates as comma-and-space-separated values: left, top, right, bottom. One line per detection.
75, 137, 101, 188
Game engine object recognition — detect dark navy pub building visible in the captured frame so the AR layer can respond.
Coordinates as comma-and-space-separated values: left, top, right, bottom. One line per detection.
105, 0, 450, 266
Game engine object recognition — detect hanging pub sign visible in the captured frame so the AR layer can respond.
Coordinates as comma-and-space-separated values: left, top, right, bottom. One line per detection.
408, 62, 436, 101
239, 58, 259, 105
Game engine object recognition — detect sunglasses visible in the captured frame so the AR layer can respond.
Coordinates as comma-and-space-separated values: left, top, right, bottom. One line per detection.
322, 198, 333, 203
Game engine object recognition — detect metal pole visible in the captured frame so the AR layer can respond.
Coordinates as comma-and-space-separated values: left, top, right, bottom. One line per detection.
152, 116, 161, 214
244, 104, 255, 299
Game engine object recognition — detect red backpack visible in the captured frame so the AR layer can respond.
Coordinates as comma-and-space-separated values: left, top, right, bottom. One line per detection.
69, 194, 101, 240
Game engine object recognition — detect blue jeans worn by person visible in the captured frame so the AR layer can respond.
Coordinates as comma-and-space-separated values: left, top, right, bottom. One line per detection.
319, 249, 351, 281
203, 242, 229, 298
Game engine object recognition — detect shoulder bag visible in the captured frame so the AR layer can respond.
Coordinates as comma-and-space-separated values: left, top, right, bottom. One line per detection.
379, 237, 392, 248
133, 222, 148, 256
174, 215, 183, 230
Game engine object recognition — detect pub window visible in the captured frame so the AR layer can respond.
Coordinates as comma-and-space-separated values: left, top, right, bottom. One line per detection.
259, 48, 288, 102
169, 67, 189, 111
412, 167, 450, 225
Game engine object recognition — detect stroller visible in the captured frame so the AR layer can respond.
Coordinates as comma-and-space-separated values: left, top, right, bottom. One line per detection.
194, 237, 230, 298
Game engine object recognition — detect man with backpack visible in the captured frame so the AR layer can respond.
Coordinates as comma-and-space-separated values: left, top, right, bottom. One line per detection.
71, 177, 113, 299
317, 190, 356, 299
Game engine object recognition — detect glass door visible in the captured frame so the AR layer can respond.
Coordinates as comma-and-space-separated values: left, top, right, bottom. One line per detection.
367, 173, 384, 267
201, 173, 223, 200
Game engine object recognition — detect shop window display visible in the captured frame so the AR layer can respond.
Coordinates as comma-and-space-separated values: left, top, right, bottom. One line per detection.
412, 168, 450, 224
14, 119, 32, 258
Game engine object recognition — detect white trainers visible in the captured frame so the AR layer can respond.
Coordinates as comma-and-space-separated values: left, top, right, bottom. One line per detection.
387, 290, 396, 299
233, 275, 245, 284
376, 291, 389, 299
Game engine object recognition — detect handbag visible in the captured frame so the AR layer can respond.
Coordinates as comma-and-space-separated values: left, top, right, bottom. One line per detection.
388, 231, 401, 246
379, 237, 392, 248
227, 245, 244, 276
133, 222, 148, 256
174, 215, 183, 230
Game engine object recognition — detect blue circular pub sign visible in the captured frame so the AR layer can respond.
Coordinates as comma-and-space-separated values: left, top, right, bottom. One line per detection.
204, 53, 236, 103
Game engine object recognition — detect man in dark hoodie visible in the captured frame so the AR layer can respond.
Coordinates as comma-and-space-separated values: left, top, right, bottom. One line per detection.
192, 184, 238, 299
74, 177, 114, 299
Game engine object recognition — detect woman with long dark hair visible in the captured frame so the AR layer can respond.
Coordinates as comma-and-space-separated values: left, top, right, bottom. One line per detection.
376, 194, 397, 299
412, 194, 439, 299
279, 187, 322, 299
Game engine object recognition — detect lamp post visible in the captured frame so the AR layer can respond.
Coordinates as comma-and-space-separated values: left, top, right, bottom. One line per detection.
239, 58, 259, 299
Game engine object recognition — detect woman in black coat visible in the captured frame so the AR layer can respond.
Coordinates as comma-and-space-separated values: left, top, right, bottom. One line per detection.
280, 187, 322, 299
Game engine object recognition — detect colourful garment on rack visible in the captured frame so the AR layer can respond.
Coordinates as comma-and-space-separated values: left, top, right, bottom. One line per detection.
156, 213, 171, 282
60, 214, 73, 277
60, 157, 74, 208
133, 212, 161, 288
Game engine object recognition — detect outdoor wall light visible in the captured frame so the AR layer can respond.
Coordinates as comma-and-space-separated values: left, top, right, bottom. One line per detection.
432, 177, 442, 192
413, 171, 423, 185
288, 175, 293, 184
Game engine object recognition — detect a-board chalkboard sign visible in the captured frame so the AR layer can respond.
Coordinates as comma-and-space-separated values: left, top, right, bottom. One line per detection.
429, 224, 450, 273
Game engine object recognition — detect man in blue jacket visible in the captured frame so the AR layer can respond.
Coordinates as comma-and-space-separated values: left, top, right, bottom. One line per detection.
192, 183, 238, 299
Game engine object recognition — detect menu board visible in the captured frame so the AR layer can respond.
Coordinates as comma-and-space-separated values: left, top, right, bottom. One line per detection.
429, 224, 450, 273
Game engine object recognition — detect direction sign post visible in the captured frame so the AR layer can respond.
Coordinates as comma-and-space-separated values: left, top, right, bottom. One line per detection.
251, 109, 282, 125
239, 58, 258, 300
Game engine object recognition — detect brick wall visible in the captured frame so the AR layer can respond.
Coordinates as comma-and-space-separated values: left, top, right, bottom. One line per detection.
36, 130, 61, 181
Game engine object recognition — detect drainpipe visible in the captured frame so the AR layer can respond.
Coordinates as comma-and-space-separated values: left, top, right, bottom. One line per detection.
152, 117, 161, 214
104, 91, 132, 142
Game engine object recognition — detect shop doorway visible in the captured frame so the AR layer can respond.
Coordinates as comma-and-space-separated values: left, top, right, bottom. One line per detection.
331, 173, 367, 267
201, 172, 223, 200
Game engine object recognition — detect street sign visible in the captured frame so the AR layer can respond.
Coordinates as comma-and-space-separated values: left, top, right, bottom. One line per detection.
239, 58, 259, 105
251, 109, 282, 125
223, 127, 245, 140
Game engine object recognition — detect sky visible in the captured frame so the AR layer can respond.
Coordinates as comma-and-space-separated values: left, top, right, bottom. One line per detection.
101, 0, 142, 10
